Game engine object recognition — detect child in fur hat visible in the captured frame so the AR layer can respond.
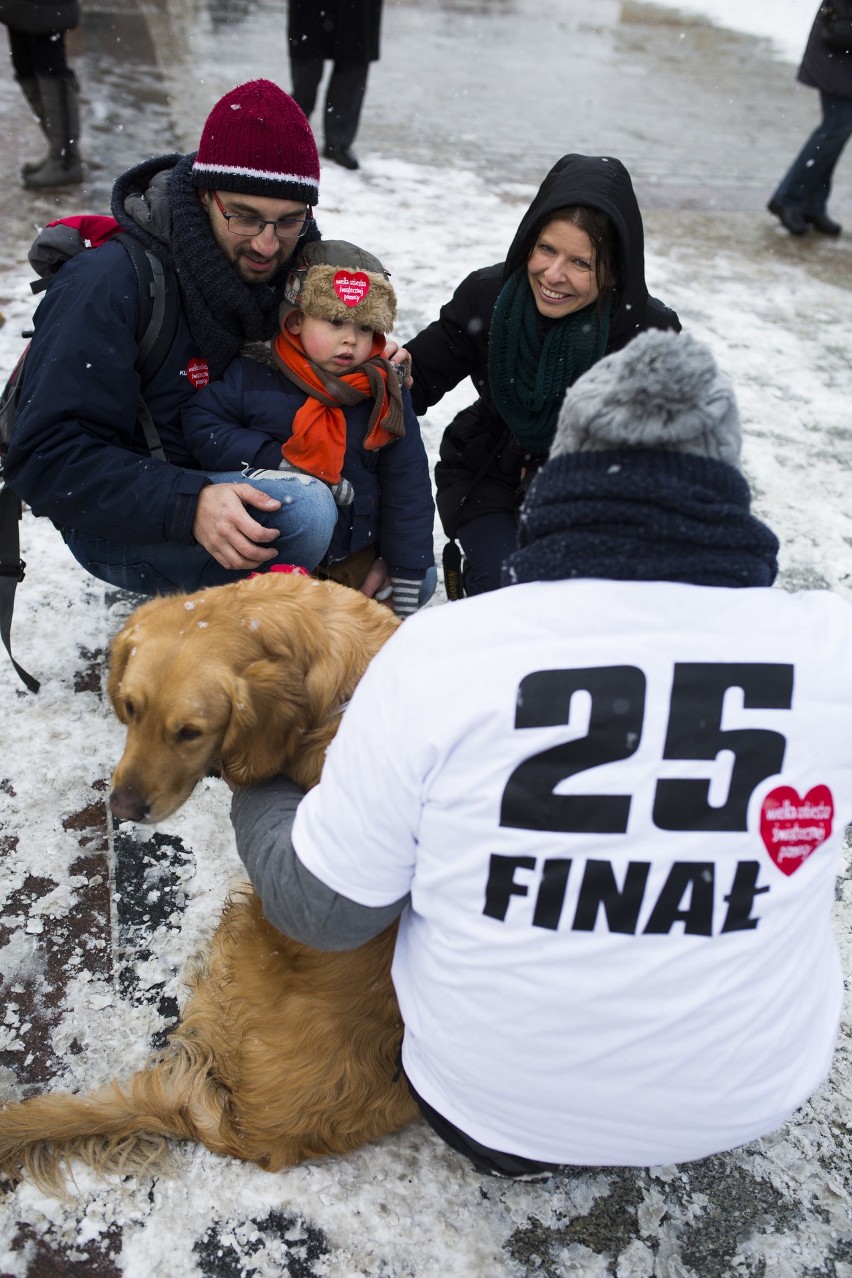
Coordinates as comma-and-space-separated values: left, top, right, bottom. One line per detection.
182, 240, 435, 617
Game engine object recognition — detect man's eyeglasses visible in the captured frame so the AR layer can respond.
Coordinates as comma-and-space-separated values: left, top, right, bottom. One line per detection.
211, 191, 312, 239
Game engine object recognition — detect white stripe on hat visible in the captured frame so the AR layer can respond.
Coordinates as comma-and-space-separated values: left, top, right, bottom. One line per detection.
192, 160, 318, 193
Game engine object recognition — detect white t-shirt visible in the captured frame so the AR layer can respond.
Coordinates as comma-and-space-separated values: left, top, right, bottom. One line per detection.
293, 580, 852, 1166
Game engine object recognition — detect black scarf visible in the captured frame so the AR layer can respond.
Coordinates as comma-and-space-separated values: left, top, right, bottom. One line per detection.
113, 153, 320, 381
503, 451, 779, 589
169, 154, 285, 380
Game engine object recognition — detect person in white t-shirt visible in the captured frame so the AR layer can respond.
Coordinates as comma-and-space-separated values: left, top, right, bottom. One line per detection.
230, 330, 852, 1180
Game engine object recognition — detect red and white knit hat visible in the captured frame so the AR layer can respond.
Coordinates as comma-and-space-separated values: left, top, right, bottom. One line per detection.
191, 79, 320, 206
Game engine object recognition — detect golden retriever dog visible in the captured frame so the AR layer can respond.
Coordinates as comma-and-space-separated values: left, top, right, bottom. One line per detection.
0, 571, 418, 1195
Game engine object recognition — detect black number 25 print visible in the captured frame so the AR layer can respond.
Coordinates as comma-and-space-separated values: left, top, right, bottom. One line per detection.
499, 664, 793, 835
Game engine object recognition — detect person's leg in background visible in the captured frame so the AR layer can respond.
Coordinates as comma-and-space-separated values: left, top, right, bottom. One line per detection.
800, 91, 852, 233
322, 61, 368, 169
457, 510, 519, 597
7, 27, 45, 176
8, 26, 83, 187
289, 56, 325, 121
769, 91, 852, 236
63, 471, 338, 596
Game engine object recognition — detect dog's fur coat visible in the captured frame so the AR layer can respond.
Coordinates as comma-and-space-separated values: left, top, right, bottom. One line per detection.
0, 572, 418, 1194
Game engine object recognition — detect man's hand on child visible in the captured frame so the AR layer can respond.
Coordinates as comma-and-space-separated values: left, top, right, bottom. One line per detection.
193, 483, 281, 570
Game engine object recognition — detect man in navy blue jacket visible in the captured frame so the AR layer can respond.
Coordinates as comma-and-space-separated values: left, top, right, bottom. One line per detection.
4, 79, 339, 594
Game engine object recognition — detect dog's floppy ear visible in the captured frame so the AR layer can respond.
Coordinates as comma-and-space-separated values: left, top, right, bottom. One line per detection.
107, 623, 139, 721
221, 659, 309, 787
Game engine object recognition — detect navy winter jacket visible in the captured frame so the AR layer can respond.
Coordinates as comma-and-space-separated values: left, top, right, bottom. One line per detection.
4, 151, 321, 548
4, 239, 209, 544
181, 351, 435, 576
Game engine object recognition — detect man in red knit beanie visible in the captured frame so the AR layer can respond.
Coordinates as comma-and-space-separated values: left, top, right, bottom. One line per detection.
5, 80, 345, 599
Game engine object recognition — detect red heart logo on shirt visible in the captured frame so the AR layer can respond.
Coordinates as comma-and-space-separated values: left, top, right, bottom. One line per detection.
333, 270, 370, 307
759, 784, 834, 875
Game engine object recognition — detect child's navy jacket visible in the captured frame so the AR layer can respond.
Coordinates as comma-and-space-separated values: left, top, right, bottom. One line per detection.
182, 349, 435, 577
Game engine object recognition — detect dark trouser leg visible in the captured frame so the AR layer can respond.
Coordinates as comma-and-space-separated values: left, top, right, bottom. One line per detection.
8, 27, 70, 176
802, 92, 852, 222
290, 57, 324, 119
771, 91, 852, 216
457, 509, 519, 596
324, 61, 368, 151
16, 75, 46, 174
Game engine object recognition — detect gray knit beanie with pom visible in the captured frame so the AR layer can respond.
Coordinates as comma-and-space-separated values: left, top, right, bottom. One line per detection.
550, 330, 742, 468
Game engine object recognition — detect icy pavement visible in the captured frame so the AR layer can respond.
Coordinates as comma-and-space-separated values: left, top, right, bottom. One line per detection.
1, 1, 851, 1275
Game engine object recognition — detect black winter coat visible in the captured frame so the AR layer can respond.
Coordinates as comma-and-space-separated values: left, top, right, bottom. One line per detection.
0, 0, 79, 34
406, 153, 681, 538
288, 0, 382, 65
798, 1, 852, 99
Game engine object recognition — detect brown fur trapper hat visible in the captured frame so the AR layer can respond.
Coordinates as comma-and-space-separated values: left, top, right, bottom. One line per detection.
282, 239, 397, 334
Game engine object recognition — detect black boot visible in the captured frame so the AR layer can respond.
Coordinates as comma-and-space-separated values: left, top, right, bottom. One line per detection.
16, 76, 50, 177
323, 144, 360, 170
767, 198, 808, 236
806, 211, 842, 236
23, 73, 84, 188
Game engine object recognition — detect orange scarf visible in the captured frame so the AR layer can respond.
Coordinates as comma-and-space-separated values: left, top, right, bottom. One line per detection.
271, 328, 404, 484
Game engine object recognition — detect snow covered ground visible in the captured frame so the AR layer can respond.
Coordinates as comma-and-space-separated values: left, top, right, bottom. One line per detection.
1, 1, 851, 1275
649, 0, 814, 63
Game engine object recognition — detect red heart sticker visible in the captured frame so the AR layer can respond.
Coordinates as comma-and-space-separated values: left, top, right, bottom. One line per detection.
759, 784, 834, 875
333, 270, 370, 308
186, 357, 209, 389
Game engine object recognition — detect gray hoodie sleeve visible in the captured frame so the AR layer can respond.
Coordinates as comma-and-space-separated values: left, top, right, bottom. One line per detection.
230, 776, 408, 950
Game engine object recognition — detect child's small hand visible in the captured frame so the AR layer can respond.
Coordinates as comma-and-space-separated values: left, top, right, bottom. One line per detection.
361, 556, 393, 606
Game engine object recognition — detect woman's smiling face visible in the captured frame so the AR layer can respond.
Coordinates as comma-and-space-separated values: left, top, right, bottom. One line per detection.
526, 217, 600, 318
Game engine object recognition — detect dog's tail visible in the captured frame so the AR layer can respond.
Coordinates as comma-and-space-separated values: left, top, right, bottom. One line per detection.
0, 1036, 232, 1198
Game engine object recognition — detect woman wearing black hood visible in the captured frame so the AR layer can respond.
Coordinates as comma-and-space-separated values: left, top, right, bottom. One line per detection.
404, 154, 681, 595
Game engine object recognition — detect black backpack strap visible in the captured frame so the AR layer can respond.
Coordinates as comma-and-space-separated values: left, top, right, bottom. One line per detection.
134, 250, 175, 386
114, 232, 180, 462
0, 483, 39, 692
0, 341, 39, 691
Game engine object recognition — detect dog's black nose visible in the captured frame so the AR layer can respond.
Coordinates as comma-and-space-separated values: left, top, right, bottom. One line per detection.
109, 786, 151, 823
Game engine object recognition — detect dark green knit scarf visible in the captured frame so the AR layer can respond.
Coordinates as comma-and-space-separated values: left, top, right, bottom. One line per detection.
488, 268, 611, 455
